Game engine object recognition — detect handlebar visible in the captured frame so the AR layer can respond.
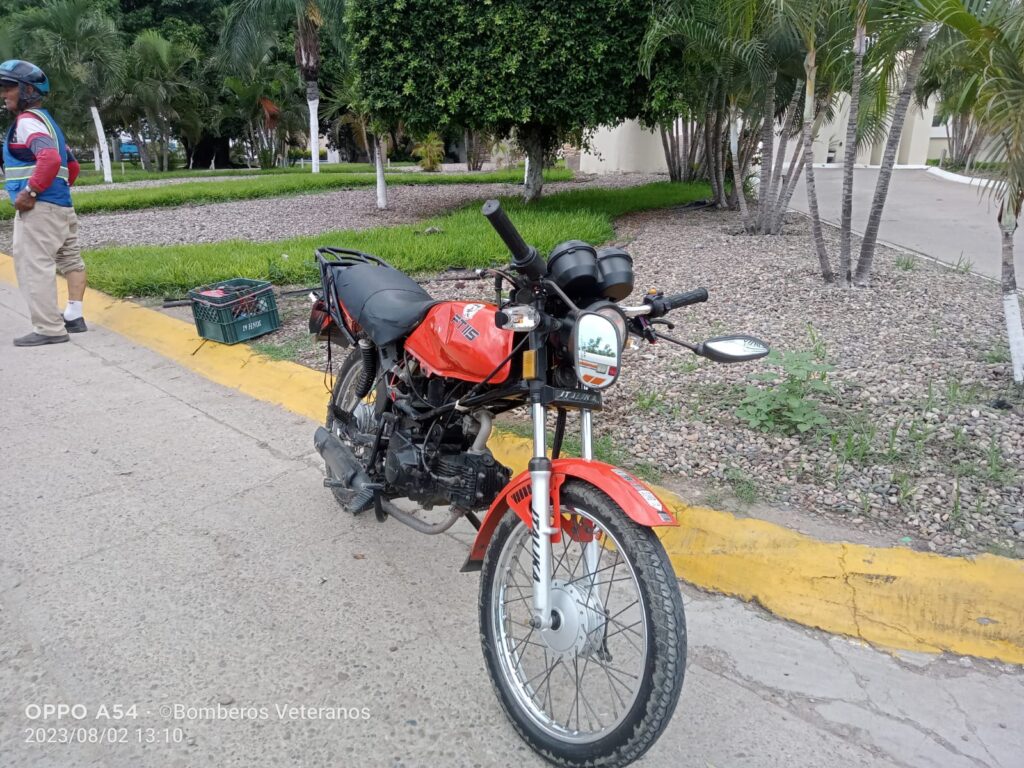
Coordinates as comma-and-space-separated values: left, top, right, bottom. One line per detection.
644, 289, 709, 318
481, 199, 546, 282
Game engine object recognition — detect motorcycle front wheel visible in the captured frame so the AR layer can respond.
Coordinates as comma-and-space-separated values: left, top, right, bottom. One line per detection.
479, 480, 686, 767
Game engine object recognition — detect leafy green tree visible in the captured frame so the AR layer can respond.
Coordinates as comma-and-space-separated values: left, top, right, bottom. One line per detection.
349, 0, 653, 201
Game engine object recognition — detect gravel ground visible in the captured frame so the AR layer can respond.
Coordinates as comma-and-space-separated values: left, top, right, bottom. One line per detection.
260, 204, 1023, 558
0, 173, 660, 251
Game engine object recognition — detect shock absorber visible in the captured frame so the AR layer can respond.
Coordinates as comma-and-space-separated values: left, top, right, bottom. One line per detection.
355, 338, 377, 399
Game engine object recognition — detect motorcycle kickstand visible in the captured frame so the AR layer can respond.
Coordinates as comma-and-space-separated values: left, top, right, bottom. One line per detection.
373, 493, 387, 523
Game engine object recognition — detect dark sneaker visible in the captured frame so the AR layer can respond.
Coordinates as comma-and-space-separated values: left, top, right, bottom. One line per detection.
64, 316, 88, 333
13, 332, 70, 347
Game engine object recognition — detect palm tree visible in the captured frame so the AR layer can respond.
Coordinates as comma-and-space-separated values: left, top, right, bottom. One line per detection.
9, 0, 125, 183
122, 31, 205, 172
221, 0, 345, 174
218, 55, 305, 169
916, 27, 988, 170
853, 19, 935, 285
772, 0, 844, 281
921, 0, 1023, 382
838, 0, 869, 286
642, 0, 782, 219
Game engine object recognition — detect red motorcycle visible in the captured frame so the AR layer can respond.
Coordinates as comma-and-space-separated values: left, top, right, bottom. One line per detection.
310, 200, 769, 767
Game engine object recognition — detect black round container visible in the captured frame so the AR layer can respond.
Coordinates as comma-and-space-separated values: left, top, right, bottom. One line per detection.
547, 240, 600, 299
596, 247, 634, 301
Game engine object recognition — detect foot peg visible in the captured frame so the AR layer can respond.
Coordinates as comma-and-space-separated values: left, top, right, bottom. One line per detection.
349, 484, 383, 514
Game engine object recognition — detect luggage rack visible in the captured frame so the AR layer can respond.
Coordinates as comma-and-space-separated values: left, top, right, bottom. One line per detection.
315, 247, 394, 345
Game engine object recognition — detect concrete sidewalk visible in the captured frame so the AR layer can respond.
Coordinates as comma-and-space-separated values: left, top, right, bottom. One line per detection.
792, 168, 1023, 282
2, 283, 1022, 767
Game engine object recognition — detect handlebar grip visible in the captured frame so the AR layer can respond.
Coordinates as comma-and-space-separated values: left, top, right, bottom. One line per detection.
481, 199, 546, 281
648, 288, 709, 318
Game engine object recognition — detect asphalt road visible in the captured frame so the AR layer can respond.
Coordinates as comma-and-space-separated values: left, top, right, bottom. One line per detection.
791, 168, 1024, 283
1, 281, 1021, 768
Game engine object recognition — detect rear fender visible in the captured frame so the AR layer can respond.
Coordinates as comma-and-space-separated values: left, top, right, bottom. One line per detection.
461, 459, 677, 572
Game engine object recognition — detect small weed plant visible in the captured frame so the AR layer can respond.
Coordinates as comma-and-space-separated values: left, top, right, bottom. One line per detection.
737, 350, 835, 434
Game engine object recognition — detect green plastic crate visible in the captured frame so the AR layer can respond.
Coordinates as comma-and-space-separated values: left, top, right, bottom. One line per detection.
188, 278, 281, 345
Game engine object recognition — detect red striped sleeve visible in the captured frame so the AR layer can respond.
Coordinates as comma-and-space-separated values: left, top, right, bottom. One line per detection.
28, 147, 61, 192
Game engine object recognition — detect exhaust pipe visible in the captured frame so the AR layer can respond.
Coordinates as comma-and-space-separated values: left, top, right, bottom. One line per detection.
314, 427, 376, 509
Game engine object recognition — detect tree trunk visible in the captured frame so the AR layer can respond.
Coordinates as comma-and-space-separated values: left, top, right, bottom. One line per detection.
680, 117, 690, 181
93, 145, 101, 171
659, 124, 680, 182
161, 132, 169, 172
759, 77, 776, 231
775, 151, 807, 233
802, 52, 833, 283
306, 79, 320, 174
465, 129, 482, 172
89, 104, 113, 183
730, 106, 752, 230
1000, 201, 1024, 384
132, 128, 151, 172
839, 11, 867, 287
764, 84, 803, 233
715, 90, 728, 209
854, 25, 932, 286
689, 119, 703, 181
704, 111, 720, 203
374, 134, 387, 209
522, 129, 545, 203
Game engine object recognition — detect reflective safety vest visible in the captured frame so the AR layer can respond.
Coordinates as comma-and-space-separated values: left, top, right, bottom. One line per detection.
3, 108, 72, 207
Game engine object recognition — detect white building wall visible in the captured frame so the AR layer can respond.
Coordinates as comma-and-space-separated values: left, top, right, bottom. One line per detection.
579, 121, 667, 174
580, 97, 938, 173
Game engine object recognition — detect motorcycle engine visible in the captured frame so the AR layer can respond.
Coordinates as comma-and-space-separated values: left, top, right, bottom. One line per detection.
384, 425, 510, 510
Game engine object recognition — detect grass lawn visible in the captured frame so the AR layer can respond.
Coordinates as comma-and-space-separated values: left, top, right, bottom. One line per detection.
0, 168, 572, 219
84, 181, 709, 297
73, 161, 419, 186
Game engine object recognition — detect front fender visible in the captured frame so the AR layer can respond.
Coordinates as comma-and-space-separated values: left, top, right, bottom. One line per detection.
461, 459, 677, 572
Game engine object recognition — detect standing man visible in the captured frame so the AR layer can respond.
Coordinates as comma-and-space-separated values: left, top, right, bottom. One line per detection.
1, 59, 86, 347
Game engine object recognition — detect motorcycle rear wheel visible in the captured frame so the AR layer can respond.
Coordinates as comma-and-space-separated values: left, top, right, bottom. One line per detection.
478, 480, 686, 767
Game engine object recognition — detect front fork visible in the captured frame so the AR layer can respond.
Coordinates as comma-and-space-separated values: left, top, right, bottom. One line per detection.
528, 404, 599, 630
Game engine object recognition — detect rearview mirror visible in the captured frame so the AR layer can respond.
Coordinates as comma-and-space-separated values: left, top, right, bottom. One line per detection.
573, 313, 622, 389
697, 335, 770, 363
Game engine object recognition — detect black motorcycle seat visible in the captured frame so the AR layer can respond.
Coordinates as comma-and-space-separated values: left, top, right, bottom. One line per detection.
331, 262, 437, 346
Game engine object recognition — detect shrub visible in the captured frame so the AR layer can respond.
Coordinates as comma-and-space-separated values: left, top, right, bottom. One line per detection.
412, 132, 445, 171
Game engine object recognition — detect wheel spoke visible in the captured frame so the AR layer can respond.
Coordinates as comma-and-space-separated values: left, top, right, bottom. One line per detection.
603, 617, 645, 656
563, 559, 625, 587
606, 598, 640, 623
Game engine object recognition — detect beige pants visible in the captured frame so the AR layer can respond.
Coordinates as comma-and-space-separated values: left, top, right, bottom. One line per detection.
13, 201, 83, 336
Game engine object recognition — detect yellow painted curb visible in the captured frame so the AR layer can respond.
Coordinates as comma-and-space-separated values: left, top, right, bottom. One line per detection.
3, 252, 1022, 664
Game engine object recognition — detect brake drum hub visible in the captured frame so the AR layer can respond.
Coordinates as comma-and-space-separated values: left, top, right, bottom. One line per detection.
540, 579, 607, 660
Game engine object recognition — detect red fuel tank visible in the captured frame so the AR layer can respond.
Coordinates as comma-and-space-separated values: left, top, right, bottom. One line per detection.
405, 302, 514, 384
